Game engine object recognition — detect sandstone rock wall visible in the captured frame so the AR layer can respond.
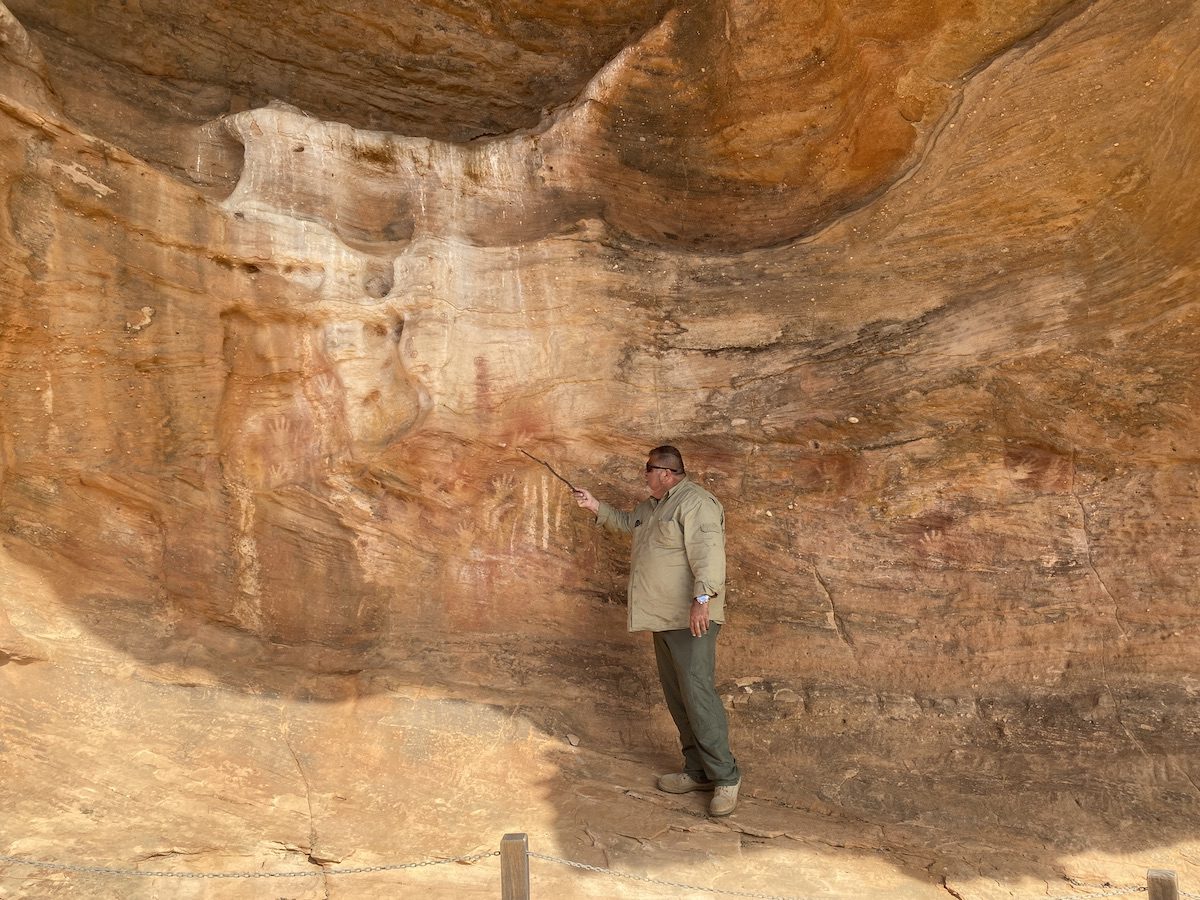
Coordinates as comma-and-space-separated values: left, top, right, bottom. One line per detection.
1, 0, 1198, 896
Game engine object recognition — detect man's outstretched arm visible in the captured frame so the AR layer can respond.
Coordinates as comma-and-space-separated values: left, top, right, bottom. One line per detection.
574, 489, 636, 533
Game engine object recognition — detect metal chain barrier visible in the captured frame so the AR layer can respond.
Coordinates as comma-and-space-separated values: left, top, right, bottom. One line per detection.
3, 845, 1193, 898
532, 854, 1184, 900
1046, 882, 1200, 899
528, 851, 807, 900
0, 850, 498, 879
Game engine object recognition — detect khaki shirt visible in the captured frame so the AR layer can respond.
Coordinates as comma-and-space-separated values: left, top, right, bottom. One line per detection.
596, 477, 727, 632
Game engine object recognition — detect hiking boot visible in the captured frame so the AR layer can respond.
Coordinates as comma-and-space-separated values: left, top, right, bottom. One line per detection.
708, 780, 741, 816
656, 772, 714, 794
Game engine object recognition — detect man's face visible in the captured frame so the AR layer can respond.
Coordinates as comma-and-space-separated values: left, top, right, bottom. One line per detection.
644, 459, 677, 499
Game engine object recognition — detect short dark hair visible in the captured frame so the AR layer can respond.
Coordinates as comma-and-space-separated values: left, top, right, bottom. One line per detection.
648, 445, 685, 475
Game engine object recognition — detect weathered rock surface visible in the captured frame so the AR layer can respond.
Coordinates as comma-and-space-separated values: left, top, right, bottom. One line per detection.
1, 0, 1198, 897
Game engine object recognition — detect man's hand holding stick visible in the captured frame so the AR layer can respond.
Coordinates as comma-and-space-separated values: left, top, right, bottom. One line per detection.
519, 449, 598, 511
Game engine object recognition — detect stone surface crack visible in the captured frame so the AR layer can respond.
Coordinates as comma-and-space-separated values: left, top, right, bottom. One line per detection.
1175, 763, 1200, 803
811, 560, 855, 657
137, 847, 218, 861
940, 875, 967, 900
856, 431, 942, 452
1096, 658, 1150, 761
280, 711, 330, 898
958, 0, 1100, 84
1069, 449, 1127, 639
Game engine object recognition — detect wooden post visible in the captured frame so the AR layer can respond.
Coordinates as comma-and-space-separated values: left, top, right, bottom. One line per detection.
500, 833, 530, 900
1148, 869, 1179, 900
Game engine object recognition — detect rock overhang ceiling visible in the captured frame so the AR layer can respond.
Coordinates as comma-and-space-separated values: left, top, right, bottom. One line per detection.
9, 0, 1089, 248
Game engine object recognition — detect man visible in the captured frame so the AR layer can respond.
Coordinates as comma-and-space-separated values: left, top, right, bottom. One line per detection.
573, 445, 741, 816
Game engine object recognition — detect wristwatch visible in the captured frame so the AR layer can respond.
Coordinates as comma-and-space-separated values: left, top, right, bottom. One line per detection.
694, 594, 709, 605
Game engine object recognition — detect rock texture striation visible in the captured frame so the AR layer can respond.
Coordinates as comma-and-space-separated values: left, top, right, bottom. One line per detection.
1, 0, 1198, 897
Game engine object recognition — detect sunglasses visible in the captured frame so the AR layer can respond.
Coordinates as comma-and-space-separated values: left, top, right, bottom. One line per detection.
645, 464, 680, 474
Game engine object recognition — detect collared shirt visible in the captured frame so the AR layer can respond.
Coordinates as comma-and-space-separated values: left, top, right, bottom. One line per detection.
595, 476, 727, 632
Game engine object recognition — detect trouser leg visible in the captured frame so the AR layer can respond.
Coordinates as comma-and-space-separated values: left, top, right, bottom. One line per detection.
653, 630, 706, 780
652, 624, 740, 786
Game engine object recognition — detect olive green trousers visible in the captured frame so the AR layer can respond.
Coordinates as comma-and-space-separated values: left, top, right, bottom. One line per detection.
652, 624, 740, 786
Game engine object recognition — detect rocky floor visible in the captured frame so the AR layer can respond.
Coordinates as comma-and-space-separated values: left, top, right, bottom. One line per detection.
3, 549, 1198, 899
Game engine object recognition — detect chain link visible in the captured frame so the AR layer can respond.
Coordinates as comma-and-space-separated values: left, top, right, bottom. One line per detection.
528, 851, 807, 900
0, 850, 498, 879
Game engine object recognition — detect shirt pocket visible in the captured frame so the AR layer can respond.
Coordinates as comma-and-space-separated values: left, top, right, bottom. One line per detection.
653, 519, 682, 548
